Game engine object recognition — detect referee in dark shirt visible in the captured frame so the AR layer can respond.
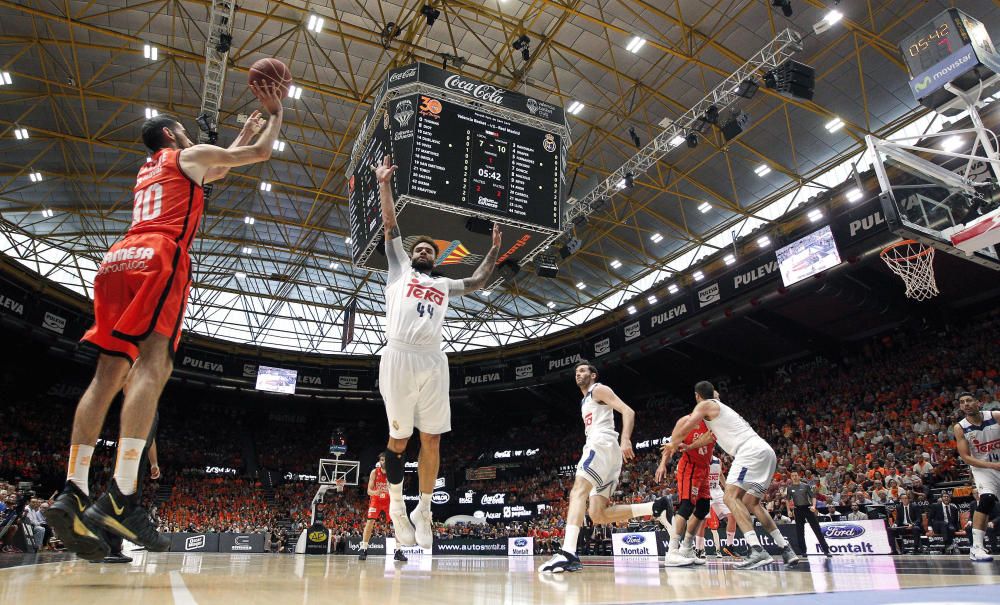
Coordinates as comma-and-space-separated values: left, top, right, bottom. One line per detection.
786, 471, 831, 557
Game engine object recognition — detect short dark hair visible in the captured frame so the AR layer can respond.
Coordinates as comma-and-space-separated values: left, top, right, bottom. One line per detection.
409, 235, 440, 257
142, 115, 180, 152
575, 360, 598, 376
694, 380, 715, 400
957, 391, 975, 399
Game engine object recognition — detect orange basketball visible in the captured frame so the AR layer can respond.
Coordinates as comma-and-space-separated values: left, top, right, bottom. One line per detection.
248, 58, 292, 98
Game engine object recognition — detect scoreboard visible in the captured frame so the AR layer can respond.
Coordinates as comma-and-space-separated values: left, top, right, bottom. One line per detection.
348, 63, 570, 279
408, 96, 561, 228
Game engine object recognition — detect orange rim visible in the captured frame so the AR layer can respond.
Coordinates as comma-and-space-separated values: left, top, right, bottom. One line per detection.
880, 239, 934, 263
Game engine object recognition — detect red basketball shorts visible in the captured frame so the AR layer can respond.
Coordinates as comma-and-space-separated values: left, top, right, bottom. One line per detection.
82, 233, 191, 363
676, 458, 711, 503
706, 506, 720, 530
367, 496, 390, 520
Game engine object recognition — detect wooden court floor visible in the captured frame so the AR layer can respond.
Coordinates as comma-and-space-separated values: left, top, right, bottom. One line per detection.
1, 552, 998, 605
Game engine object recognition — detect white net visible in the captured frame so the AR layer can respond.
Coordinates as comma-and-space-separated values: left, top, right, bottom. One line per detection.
880, 240, 939, 301
334, 478, 346, 493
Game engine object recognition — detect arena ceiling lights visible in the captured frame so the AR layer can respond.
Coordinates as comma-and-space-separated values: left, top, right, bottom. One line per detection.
0, 1, 992, 355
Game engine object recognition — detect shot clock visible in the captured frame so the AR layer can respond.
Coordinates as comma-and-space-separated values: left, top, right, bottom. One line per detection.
899, 9, 1000, 112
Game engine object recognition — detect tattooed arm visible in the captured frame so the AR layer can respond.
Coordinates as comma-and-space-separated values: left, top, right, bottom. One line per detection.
450, 223, 502, 296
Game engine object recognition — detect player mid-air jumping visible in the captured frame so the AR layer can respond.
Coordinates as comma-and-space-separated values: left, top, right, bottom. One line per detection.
45, 81, 285, 561
372, 154, 502, 550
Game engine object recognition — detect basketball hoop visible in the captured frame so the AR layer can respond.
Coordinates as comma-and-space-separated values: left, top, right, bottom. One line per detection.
334, 478, 346, 493
880, 240, 939, 301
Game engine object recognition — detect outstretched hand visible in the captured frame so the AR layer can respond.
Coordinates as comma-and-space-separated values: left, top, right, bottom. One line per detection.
371, 154, 397, 186
492, 223, 502, 248
250, 81, 284, 115
240, 110, 265, 138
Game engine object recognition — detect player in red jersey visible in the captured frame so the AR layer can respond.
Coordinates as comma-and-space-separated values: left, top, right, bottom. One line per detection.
656, 414, 716, 566
45, 82, 285, 562
358, 454, 407, 562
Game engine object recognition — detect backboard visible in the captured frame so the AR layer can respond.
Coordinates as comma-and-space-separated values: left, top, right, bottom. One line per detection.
318, 457, 360, 486
866, 120, 1000, 271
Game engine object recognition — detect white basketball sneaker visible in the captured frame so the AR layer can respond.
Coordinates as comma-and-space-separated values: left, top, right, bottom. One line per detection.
389, 503, 416, 546
970, 546, 994, 562
679, 544, 706, 565
662, 550, 695, 567
410, 506, 434, 550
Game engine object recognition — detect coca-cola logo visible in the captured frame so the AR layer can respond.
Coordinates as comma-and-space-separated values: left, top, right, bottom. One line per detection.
480, 493, 506, 505
389, 67, 417, 83
444, 75, 505, 105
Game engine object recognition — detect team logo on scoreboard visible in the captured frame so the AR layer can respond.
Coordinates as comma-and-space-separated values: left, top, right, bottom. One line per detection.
543, 134, 556, 153
434, 238, 483, 266
526, 98, 538, 115
419, 96, 443, 118
394, 99, 414, 127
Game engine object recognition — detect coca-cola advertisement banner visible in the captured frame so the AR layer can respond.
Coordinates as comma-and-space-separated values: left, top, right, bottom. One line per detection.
384, 63, 566, 126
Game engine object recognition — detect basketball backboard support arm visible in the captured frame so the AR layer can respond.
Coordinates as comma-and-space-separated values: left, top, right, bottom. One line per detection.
866, 78, 1000, 270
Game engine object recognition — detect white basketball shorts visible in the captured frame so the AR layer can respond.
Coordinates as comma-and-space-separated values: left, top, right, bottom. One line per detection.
575, 438, 622, 499
971, 466, 1000, 497
378, 344, 451, 439
711, 493, 731, 517
726, 438, 777, 498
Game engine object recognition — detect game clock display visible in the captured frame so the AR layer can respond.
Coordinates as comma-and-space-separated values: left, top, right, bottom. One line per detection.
900, 8, 999, 78
406, 95, 561, 230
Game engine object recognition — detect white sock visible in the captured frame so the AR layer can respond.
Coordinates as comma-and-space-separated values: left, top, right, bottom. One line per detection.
388, 482, 404, 506
683, 534, 696, 549
743, 530, 761, 548
973, 528, 986, 549
563, 524, 580, 555
769, 529, 788, 548
727, 530, 737, 548
417, 493, 432, 511
113, 438, 146, 496
696, 534, 705, 550
631, 502, 654, 517
360, 541, 368, 549
669, 536, 681, 552
67, 444, 94, 496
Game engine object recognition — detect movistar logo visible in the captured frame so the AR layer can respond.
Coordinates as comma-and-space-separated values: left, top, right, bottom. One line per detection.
914, 76, 931, 92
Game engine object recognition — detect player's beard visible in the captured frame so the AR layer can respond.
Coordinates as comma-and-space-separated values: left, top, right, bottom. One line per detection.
411, 258, 434, 272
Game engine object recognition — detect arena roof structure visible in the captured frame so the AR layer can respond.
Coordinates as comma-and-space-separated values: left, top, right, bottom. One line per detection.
1, 1, 998, 355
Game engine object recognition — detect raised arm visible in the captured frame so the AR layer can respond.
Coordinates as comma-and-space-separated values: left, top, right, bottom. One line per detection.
373, 154, 400, 241
593, 383, 635, 461
451, 223, 502, 296
202, 111, 267, 183
679, 427, 715, 452
179, 82, 284, 184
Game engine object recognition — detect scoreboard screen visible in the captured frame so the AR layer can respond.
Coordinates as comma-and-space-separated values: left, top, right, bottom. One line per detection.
408, 96, 561, 229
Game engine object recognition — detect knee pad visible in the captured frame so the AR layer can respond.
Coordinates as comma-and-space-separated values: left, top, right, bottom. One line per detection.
979, 493, 998, 516
677, 499, 695, 519
694, 498, 711, 520
382, 449, 405, 484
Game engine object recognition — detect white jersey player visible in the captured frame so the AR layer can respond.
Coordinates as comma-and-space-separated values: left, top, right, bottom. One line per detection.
372, 154, 501, 550
672, 380, 799, 570
538, 361, 675, 573
954, 391, 1000, 562
708, 456, 738, 557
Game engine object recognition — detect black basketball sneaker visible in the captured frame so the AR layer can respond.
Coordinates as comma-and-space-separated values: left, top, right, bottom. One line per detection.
83, 481, 170, 552
358, 549, 368, 561
44, 481, 109, 562
393, 549, 408, 562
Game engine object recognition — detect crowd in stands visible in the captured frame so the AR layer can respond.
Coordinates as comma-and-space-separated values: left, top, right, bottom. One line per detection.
0, 310, 996, 554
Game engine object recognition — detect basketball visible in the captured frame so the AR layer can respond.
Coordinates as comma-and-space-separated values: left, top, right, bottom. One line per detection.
248, 58, 292, 98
